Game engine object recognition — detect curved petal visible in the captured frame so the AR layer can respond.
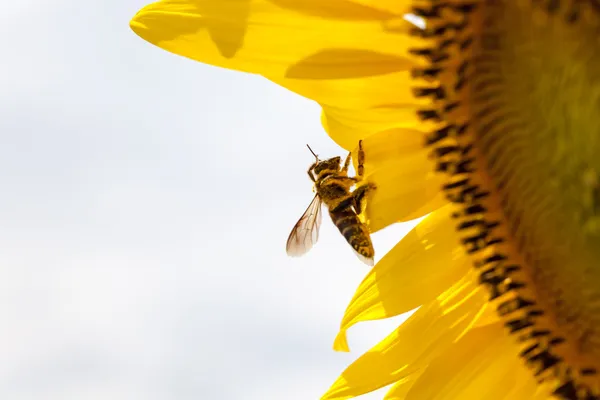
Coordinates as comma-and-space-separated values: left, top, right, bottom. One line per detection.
325, 275, 487, 399
130, 0, 421, 78
405, 324, 535, 400
473, 302, 501, 327
269, 70, 422, 111
506, 370, 549, 400
400, 192, 447, 223
350, 127, 426, 163
334, 207, 469, 350
384, 371, 423, 400
322, 105, 423, 150
365, 158, 444, 232
348, 0, 414, 14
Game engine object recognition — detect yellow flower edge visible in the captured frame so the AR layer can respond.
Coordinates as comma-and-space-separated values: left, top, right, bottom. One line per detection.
130, 1, 600, 399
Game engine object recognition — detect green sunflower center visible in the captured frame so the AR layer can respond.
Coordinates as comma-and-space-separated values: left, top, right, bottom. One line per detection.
411, 1, 600, 398
476, 0, 600, 351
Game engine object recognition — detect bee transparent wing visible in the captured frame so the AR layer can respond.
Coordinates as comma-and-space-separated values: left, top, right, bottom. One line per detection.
286, 195, 323, 257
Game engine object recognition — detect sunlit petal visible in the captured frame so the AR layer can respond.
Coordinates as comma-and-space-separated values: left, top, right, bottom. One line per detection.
270, 70, 424, 111
130, 0, 420, 78
335, 207, 469, 350
383, 371, 423, 400
321, 106, 423, 150
405, 323, 545, 400
326, 275, 487, 398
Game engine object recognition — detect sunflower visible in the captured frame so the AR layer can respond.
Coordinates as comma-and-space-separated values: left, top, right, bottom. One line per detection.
129, 2, 600, 399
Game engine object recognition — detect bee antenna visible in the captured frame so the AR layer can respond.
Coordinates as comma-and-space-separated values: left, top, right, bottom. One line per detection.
306, 144, 319, 160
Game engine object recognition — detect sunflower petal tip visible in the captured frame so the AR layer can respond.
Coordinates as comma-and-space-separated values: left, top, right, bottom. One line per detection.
321, 378, 350, 400
320, 391, 344, 400
128, 5, 166, 45
129, 17, 144, 36
320, 392, 332, 400
129, 7, 152, 39
333, 330, 350, 352
320, 390, 339, 400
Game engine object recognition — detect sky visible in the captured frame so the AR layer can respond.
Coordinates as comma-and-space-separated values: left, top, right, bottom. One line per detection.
1, 1, 418, 399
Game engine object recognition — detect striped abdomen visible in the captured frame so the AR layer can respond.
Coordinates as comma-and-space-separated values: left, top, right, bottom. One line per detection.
329, 208, 374, 264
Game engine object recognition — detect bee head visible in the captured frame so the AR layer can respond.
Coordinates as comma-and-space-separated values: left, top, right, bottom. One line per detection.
313, 156, 342, 175
306, 145, 341, 178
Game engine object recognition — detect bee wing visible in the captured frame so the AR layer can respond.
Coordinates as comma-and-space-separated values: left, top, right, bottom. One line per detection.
286, 195, 323, 257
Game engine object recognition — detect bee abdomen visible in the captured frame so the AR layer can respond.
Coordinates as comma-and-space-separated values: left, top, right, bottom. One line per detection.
330, 209, 375, 260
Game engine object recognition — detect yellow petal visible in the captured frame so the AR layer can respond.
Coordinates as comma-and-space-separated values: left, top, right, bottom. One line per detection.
347, 0, 413, 14
366, 159, 444, 232
405, 324, 529, 400
384, 371, 423, 400
350, 127, 425, 162
285, 50, 414, 80
400, 192, 447, 223
325, 276, 486, 399
506, 368, 550, 400
322, 105, 423, 150
335, 207, 470, 351
130, 0, 419, 78
269, 69, 422, 110
473, 302, 501, 327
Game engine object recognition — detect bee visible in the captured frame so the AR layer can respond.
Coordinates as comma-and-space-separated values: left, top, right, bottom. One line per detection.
286, 140, 376, 266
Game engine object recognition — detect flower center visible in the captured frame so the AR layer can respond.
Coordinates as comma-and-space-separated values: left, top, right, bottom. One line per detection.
475, 0, 600, 359
410, 2, 600, 398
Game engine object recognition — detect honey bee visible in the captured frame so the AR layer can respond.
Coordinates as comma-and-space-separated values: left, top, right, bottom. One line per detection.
286, 140, 376, 266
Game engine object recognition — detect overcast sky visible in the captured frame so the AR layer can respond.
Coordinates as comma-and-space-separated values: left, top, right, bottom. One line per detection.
1, 2, 417, 399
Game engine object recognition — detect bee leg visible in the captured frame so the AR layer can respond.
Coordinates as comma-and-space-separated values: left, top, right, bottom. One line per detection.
357, 140, 366, 178
352, 182, 375, 215
341, 151, 352, 174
